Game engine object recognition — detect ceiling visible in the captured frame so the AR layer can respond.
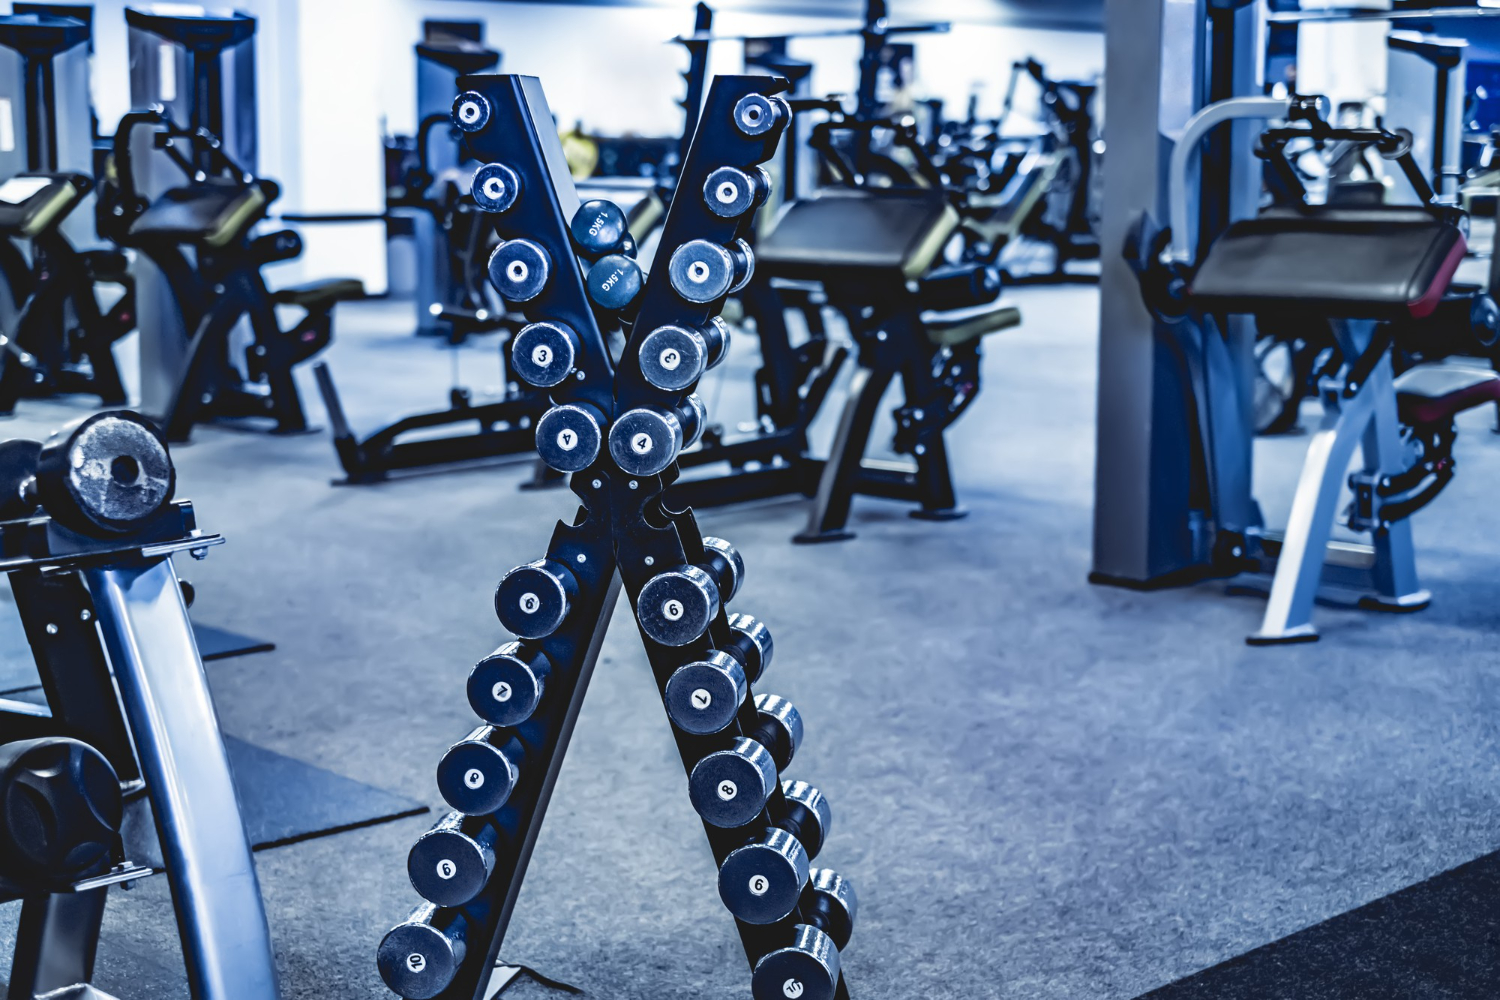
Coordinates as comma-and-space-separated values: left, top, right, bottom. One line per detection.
484, 0, 1105, 32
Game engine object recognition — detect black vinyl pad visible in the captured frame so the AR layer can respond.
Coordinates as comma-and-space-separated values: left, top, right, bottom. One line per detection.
757, 190, 957, 282
0, 172, 86, 236
1189, 206, 1466, 321
127, 182, 270, 244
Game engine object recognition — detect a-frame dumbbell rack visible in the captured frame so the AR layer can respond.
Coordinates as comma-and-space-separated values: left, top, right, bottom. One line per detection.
378, 75, 855, 1000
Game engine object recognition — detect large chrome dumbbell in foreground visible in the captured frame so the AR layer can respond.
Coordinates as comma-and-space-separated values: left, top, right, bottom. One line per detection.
380, 74, 854, 1000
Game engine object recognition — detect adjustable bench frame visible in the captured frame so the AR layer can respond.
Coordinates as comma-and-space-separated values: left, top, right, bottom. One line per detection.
377, 75, 854, 1000
0, 501, 280, 1000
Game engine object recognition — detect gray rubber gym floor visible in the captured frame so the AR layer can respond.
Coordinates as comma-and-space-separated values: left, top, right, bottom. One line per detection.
5, 282, 1500, 999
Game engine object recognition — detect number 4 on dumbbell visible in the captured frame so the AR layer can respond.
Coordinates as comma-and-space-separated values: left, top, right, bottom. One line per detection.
378, 74, 855, 1000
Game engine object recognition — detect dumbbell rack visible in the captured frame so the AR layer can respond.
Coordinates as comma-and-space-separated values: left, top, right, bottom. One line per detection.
378, 75, 855, 1000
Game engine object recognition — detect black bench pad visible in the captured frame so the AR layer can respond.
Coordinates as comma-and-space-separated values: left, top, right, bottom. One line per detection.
0, 171, 87, 237
922, 301, 1022, 346
1189, 206, 1466, 321
272, 278, 365, 308
1394, 364, 1500, 425
129, 181, 273, 247
757, 190, 958, 282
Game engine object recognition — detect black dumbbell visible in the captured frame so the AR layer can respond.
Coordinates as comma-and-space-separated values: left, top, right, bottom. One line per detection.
637, 317, 730, 391
688, 735, 778, 829
748, 692, 803, 772
470, 162, 521, 214
608, 394, 706, 478
703, 165, 771, 219
751, 869, 857, 1000
378, 902, 468, 1000
570, 199, 629, 258
488, 239, 551, 302
724, 612, 773, 684
511, 321, 580, 388
634, 532, 740, 646
494, 558, 579, 639
732, 93, 790, 139
668, 238, 754, 304
585, 253, 645, 313
0, 737, 123, 885
534, 402, 607, 474
452, 91, 491, 132
36, 411, 175, 538
664, 650, 747, 735
407, 811, 498, 907
435, 725, 525, 815
468, 642, 551, 726
0, 438, 41, 521
718, 781, 831, 924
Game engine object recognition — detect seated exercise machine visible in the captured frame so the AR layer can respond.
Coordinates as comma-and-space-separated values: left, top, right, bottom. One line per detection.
0, 13, 132, 412
1125, 95, 1500, 643
104, 10, 361, 443
0, 411, 280, 999
379, 75, 857, 1000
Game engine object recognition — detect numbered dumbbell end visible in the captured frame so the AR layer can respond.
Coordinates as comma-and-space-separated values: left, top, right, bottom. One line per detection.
703, 165, 769, 219
638, 324, 710, 392
488, 239, 551, 302
471, 162, 521, 213
511, 321, 579, 388
535, 403, 606, 475
701, 536, 745, 604
570, 199, 629, 258
494, 558, 578, 639
725, 612, 773, 684
609, 403, 700, 479
36, 410, 175, 538
718, 826, 810, 925
664, 650, 748, 735
667, 239, 753, 304
688, 736, 779, 829
467, 643, 551, 727
637, 564, 719, 647
752, 924, 840, 1000
779, 780, 832, 860
435, 726, 525, 816
378, 903, 467, 1000
752, 693, 803, 771
408, 812, 499, 907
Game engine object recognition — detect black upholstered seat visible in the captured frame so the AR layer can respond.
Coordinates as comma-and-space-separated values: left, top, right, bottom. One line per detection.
1189, 206, 1466, 321
922, 302, 1022, 346
0, 172, 87, 237
1394, 365, 1500, 425
271, 279, 365, 310
756, 190, 958, 283
128, 182, 275, 249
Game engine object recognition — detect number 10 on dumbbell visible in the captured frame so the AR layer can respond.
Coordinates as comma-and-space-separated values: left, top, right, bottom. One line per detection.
378, 74, 856, 1000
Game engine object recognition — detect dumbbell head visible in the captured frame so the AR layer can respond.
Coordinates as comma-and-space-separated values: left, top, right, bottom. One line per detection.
638, 324, 711, 391
570, 199, 629, 258
470, 162, 520, 213
378, 904, 467, 1000
637, 564, 719, 646
668, 239, 753, 304
467, 642, 550, 727
407, 813, 497, 907
452, 91, 491, 132
0, 737, 122, 883
779, 780, 831, 860
752, 924, 840, 1000
701, 536, 745, 604
733, 93, 789, 138
585, 253, 645, 313
719, 826, 810, 925
703, 165, 769, 219
725, 612, 773, 684
0, 438, 40, 521
689, 736, 779, 828
753, 693, 803, 771
511, 321, 579, 388
609, 407, 687, 478
803, 868, 857, 948
494, 559, 577, 639
664, 650, 747, 735
435, 728, 523, 815
36, 411, 175, 538
534, 403, 605, 474
488, 239, 551, 302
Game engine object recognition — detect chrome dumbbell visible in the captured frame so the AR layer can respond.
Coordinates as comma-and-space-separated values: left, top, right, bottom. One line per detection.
635, 535, 742, 646
637, 316, 730, 391
718, 780, 831, 924
609, 394, 706, 477
435, 726, 525, 815
751, 869, 856, 1000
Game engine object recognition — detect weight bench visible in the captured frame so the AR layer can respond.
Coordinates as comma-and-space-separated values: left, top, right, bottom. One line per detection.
750, 188, 1020, 542
1187, 202, 1486, 642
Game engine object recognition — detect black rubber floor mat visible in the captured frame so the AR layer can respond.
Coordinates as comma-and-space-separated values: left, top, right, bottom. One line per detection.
225, 736, 427, 849
1135, 849, 1500, 999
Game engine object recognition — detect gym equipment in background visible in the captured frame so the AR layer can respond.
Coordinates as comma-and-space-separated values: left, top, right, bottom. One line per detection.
105, 9, 362, 441
377, 75, 857, 1000
1123, 95, 1500, 643
0, 12, 132, 411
